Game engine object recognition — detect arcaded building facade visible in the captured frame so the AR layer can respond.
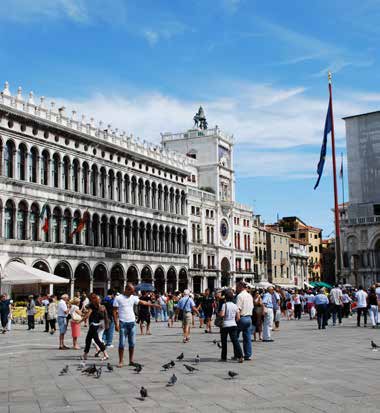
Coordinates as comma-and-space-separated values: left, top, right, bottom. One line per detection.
0, 82, 191, 297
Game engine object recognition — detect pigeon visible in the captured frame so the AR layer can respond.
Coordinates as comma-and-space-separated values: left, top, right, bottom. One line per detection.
177, 352, 184, 360
228, 371, 238, 379
133, 362, 144, 369
213, 339, 217, 345
140, 386, 148, 399
59, 365, 69, 375
184, 364, 199, 373
371, 340, 378, 351
106, 363, 113, 372
167, 373, 177, 386
162, 362, 172, 371
194, 354, 200, 364
82, 364, 97, 375
170, 360, 175, 368
217, 342, 222, 349
134, 364, 143, 373
95, 367, 102, 378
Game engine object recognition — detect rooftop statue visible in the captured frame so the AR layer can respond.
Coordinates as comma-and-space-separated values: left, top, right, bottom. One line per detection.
193, 106, 208, 130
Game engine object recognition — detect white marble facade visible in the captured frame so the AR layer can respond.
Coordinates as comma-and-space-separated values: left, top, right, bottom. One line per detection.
0, 84, 255, 296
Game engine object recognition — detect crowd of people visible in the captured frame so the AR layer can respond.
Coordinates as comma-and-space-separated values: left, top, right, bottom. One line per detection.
1, 281, 380, 365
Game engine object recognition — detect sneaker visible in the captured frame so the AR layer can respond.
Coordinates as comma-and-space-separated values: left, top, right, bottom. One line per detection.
106, 345, 114, 349
262, 339, 274, 342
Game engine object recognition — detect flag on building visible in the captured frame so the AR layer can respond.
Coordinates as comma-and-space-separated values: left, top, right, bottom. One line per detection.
40, 203, 49, 233
70, 210, 89, 238
314, 97, 332, 190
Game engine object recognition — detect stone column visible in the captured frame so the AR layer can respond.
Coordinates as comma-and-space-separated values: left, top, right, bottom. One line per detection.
70, 280, 75, 298
90, 278, 94, 293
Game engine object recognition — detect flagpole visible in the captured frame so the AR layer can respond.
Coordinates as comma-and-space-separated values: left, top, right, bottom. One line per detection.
341, 152, 345, 213
328, 72, 342, 283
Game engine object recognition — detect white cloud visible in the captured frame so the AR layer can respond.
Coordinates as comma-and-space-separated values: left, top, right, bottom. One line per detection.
143, 30, 159, 46
27, 81, 376, 179
141, 21, 187, 45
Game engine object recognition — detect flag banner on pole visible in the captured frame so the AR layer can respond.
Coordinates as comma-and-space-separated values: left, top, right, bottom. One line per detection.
39, 203, 49, 233
339, 154, 343, 179
314, 97, 332, 190
69, 210, 89, 239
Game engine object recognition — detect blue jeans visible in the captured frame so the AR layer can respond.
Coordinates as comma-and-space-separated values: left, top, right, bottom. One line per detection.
237, 315, 253, 359
118, 321, 136, 349
103, 319, 115, 346
161, 305, 168, 322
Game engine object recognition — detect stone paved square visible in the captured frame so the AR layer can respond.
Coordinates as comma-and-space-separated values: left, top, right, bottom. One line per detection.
1, 316, 380, 412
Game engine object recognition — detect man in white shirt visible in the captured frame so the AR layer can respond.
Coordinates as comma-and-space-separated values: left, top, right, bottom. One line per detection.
355, 286, 368, 327
236, 282, 253, 360
375, 283, 380, 325
57, 294, 69, 350
41, 296, 50, 333
114, 283, 161, 368
329, 285, 343, 326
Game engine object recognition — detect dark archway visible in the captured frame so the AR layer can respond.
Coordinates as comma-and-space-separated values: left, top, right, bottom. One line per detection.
179, 268, 188, 292
33, 260, 49, 272
93, 263, 107, 297
74, 263, 91, 294
111, 264, 124, 293
154, 267, 165, 293
193, 276, 202, 294
141, 266, 153, 283
221, 257, 231, 287
127, 265, 138, 285
54, 261, 72, 297
167, 267, 177, 293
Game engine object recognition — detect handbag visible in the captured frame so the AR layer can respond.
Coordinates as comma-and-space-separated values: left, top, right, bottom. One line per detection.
71, 310, 82, 323
177, 297, 190, 321
214, 302, 227, 328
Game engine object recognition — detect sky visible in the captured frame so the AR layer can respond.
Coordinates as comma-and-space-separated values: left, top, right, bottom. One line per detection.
1, 0, 380, 236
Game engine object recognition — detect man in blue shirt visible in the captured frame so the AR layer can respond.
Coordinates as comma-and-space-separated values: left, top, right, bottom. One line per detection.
262, 287, 274, 342
176, 290, 199, 343
314, 289, 329, 329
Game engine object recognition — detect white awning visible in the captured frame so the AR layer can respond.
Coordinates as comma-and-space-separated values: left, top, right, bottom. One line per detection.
276, 283, 298, 289
304, 281, 314, 288
255, 281, 274, 288
2, 261, 70, 285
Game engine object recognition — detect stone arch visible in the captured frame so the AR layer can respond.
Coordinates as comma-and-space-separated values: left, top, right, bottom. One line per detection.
17, 200, 28, 240
111, 263, 125, 293
54, 261, 72, 296
93, 262, 108, 296
30, 202, 40, 242
127, 265, 139, 285
167, 266, 177, 293
154, 266, 165, 293
141, 265, 153, 283
178, 268, 188, 292
221, 257, 231, 287
32, 260, 51, 273
18, 142, 28, 181
4, 199, 15, 239
74, 262, 91, 294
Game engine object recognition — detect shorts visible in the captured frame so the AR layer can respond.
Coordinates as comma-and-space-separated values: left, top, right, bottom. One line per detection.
182, 312, 192, 326
119, 321, 136, 349
203, 310, 213, 320
138, 313, 150, 324
58, 317, 67, 334
274, 310, 281, 322
168, 310, 174, 318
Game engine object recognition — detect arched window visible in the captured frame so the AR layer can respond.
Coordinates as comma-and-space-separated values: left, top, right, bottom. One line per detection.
72, 210, 81, 245
181, 191, 186, 216
124, 174, 130, 203
146, 223, 152, 251
159, 225, 164, 252
63, 209, 72, 244
175, 190, 180, 214
131, 177, 137, 204
117, 218, 124, 248
171, 227, 176, 253
164, 186, 169, 211
132, 221, 138, 250
72, 159, 80, 192
109, 217, 116, 248
101, 215, 108, 247
125, 219, 131, 249
41, 150, 49, 185
84, 212, 91, 246
169, 188, 174, 213
4, 141, 15, 178
100, 168, 107, 198
158, 184, 163, 210
30, 203, 40, 241
18, 144, 27, 181
91, 165, 98, 196
182, 229, 187, 254
4, 200, 15, 239
152, 224, 158, 252
82, 162, 89, 194
62, 156, 70, 190
145, 181, 150, 208
151, 183, 157, 209
139, 222, 145, 250
52, 153, 60, 188
17, 201, 28, 240
52, 207, 62, 243
165, 226, 170, 253
30, 147, 38, 183
138, 179, 144, 206
92, 214, 100, 246
116, 172, 122, 202
108, 170, 115, 201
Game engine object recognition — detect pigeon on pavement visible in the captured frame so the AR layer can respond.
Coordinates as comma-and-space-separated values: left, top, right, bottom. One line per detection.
170, 360, 175, 368
228, 371, 238, 379
95, 367, 102, 379
162, 362, 171, 371
184, 364, 199, 373
371, 340, 378, 350
177, 352, 184, 360
167, 374, 177, 386
140, 386, 148, 399
82, 364, 97, 375
106, 363, 113, 372
213, 339, 217, 345
59, 365, 69, 375
134, 364, 143, 373
195, 354, 200, 364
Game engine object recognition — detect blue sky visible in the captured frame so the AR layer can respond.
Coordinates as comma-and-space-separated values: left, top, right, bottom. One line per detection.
1, 0, 380, 235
